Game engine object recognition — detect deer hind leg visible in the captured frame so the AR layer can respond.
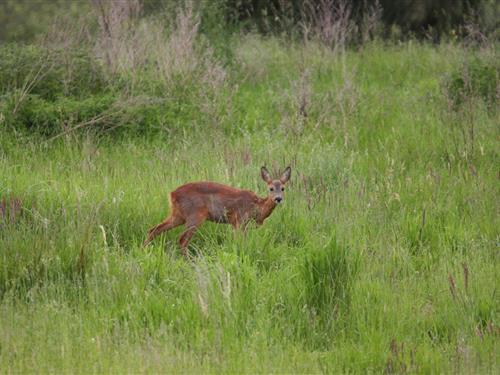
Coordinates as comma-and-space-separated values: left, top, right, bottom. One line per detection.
143, 214, 184, 247
178, 213, 207, 258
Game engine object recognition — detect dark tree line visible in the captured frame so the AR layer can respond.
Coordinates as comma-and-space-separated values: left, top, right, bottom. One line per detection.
220, 0, 498, 38
1, 0, 498, 42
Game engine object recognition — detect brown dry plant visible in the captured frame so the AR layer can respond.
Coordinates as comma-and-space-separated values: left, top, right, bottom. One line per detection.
302, 0, 355, 55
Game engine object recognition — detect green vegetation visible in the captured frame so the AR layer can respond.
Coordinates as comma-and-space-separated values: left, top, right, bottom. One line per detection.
0, 2, 499, 373
446, 53, 499, 110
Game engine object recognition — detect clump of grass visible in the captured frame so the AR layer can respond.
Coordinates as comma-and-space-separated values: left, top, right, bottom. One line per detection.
444, 53, 499, 111
302, 237, 358, 314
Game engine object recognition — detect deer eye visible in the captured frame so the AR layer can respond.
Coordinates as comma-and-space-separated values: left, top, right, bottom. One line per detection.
269, 187, 274, 192
281, 187, 285, 191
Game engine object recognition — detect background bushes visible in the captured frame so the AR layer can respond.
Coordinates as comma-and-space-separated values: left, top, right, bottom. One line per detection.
0, 44, 106, 100
0, 0, 498, 137
2, 0, 498, 43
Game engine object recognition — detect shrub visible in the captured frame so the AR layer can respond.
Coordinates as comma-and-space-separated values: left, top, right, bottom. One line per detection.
2, 93, 116, 135
0, 44, 105, 100
0, 90, 207, 136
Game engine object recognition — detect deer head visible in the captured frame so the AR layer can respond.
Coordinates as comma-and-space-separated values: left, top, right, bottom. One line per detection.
260, 166, 291, 204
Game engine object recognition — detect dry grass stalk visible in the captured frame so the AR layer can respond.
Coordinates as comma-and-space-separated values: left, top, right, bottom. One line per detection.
303, 0, 354, 55
92, 0, 142, 73
194, 262, 233, 318
281, 66, 312, 136
360, 0, 382, 44
463, 20, 489, 48
448, 274, 457, 300
0, 197, 23, 224
149, 3, 200, 85
155, 3, 226, 90
91, 1, 225, 91
335, 65, 358, 146
43, 11, 92, 50
195, 264, 210, 317
462, 263, 469, 291
296, 67, 311, 119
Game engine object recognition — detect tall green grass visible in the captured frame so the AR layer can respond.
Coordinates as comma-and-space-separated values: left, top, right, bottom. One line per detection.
1, 38, 498, 373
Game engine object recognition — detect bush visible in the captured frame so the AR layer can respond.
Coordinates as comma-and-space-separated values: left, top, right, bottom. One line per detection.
2, 93, 116, 135
0, 44, 106, 100
0, 90, 205, 136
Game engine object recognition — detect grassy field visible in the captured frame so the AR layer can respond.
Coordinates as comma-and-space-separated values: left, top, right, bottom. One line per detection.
0, 36, 499, 372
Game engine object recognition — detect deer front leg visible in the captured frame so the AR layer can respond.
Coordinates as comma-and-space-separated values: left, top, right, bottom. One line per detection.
229, 217, 241, 230
229, 214, 254, 236
229, 212, 247, 231
178, 214, 206, 258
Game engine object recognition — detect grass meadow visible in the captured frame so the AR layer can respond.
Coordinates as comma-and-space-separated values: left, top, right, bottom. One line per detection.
0, 26, 499, 373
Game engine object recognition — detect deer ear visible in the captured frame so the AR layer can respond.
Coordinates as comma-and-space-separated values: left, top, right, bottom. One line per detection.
280, 166, 291, 183
261, 166, 272, 183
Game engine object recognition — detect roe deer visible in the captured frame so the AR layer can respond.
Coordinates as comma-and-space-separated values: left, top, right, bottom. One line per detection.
143, 166, 291, 257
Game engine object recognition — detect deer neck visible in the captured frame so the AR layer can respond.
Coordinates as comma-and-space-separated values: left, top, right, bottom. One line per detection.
255, 196, 277, 223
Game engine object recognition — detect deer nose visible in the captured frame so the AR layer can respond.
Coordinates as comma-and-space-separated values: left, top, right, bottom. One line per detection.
275, 197, 282, 203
